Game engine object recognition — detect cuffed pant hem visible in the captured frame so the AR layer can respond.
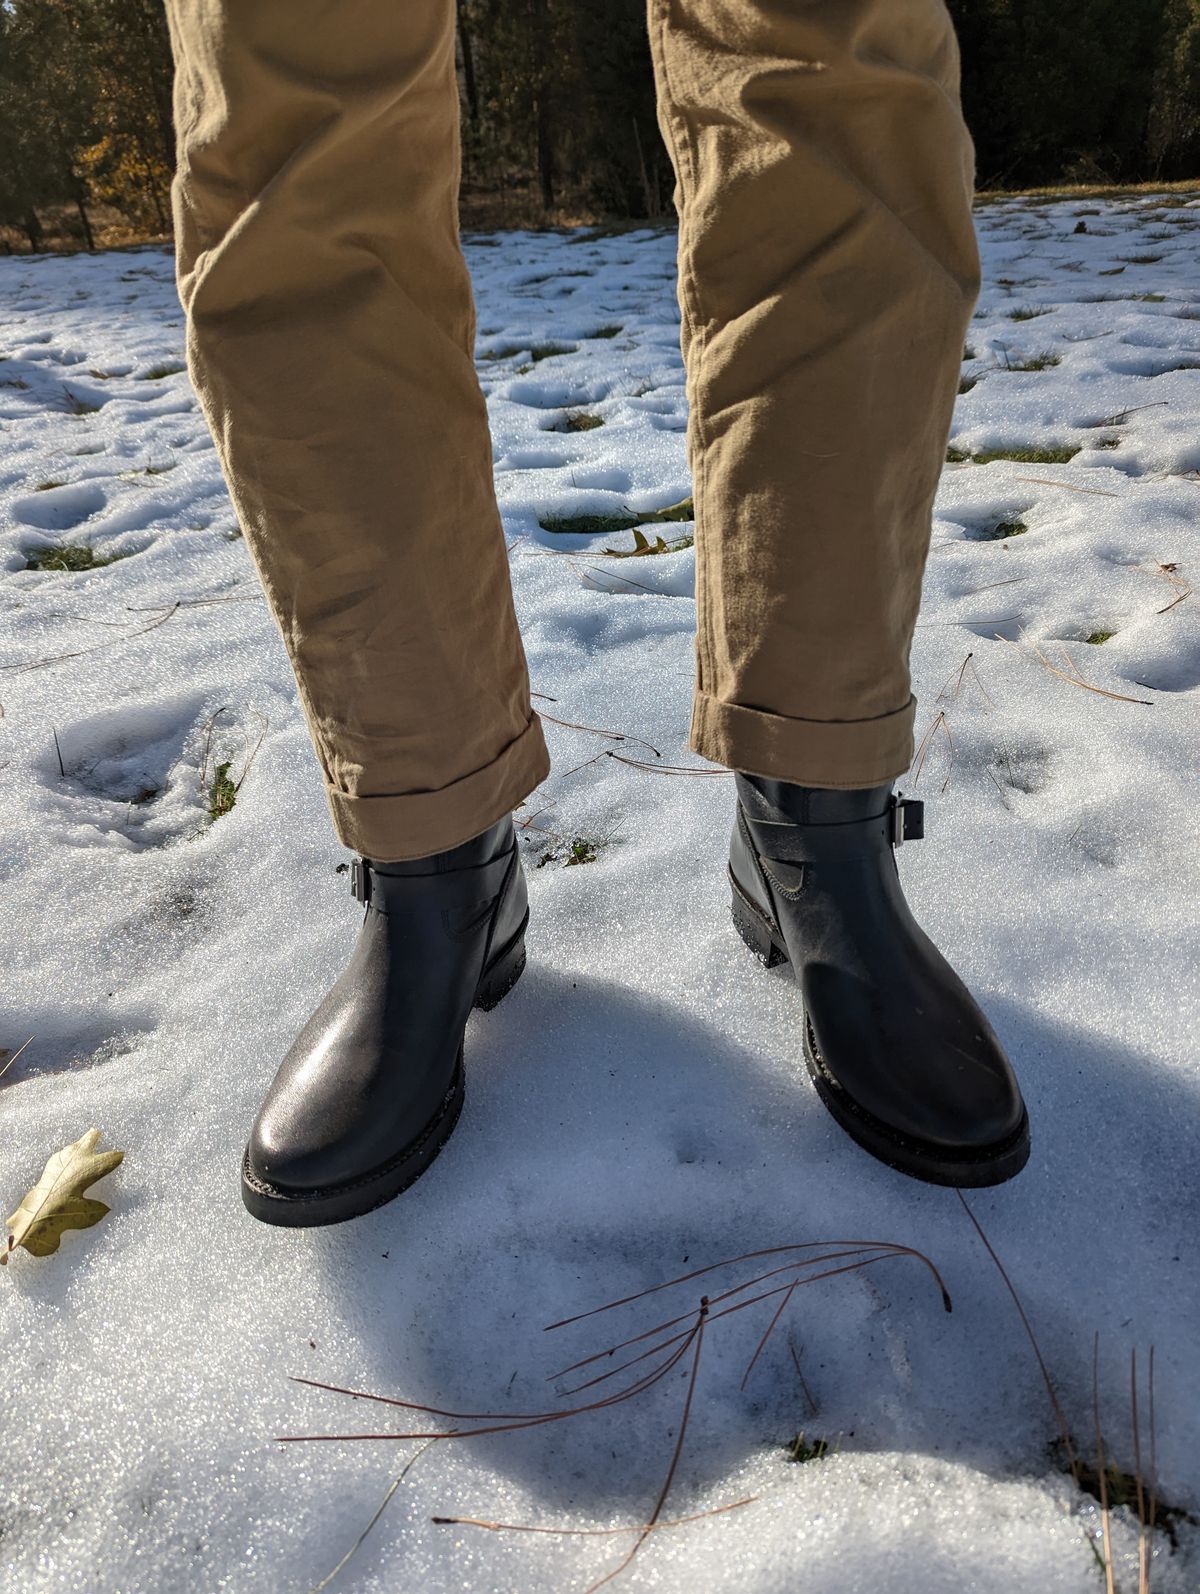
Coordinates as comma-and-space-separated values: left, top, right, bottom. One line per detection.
323, 713, 551, 863
690, 691, 916, 790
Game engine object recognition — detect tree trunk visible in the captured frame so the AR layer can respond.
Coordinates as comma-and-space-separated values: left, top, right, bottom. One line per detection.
535, 93, 555, 209
24, 209, 43, 252
73, 188, 95, 251
147, 178, 167, 232
529, 0, 555, 210
135, 0, 178, 169
632, 113, 655, 218
457, 0, 479, 127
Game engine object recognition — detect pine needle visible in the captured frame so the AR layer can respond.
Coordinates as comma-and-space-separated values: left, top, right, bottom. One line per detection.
0, 1035, 34, 1083
957, 1193, 1078, 1483
1093, 1334, 1116, 1594
584, 1302, 709, 1593
996, 626, 1153, 704
305, 1438, 437, 1594
433, 1496, 755, 1536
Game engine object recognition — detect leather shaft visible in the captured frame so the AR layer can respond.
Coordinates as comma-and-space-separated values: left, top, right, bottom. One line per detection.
246, 819, 526, 1197
730, 779, 1026, 1159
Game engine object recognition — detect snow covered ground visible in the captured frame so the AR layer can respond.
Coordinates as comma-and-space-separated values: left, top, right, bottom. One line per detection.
2, 194, 1198, 1593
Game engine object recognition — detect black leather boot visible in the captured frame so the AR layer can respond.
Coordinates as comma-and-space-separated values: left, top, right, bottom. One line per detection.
241, 817, 528, 1226
729, 776, 1029, 1187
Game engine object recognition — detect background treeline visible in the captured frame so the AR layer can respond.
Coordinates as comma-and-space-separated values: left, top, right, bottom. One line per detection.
2, 0, 1200, 253
0, 0, 173, 251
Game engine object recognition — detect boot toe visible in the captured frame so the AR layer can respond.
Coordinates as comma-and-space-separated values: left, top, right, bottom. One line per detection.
245, 1109, 340, 1196
802, 964, 1028, 1169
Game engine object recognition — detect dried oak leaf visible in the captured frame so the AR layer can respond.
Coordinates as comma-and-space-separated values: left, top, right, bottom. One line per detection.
3, 1128, 123, 1263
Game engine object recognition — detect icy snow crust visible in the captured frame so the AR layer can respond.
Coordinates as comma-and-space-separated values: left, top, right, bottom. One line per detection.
1, 197, 1198, 1593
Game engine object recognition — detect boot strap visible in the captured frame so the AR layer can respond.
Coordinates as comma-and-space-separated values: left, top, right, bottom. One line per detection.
351, 848, 515, 911
891, 796, 924, 846
745, 795, 924, 863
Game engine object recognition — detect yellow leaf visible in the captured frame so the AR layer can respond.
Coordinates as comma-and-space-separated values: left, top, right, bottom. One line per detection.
637, 496, 694, 524
3, 1129, 124, 1263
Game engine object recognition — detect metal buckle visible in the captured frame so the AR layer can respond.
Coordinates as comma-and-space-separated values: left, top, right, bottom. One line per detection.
350, 857, 369, 904
892, 797, 924, 848
891, 796, 925, 847
891, 801, 906, 848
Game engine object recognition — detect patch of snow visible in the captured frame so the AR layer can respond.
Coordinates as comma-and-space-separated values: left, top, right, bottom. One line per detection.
1, 201, 1198, 1593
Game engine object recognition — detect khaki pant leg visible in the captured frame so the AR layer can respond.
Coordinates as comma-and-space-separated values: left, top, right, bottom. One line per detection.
647, 0, 981, 786
164, 0, 549, 860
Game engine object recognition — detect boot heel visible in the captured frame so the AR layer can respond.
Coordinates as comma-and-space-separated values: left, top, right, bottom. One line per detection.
730, 883, 788, 969
474, 918, 528, 1011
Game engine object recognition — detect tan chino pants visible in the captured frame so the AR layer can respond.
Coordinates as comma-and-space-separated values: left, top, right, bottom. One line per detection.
164, 0, 980, 862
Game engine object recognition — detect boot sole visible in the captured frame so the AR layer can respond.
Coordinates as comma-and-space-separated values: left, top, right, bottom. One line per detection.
729, 874, 1030, 1189
239, 914, 528, 1227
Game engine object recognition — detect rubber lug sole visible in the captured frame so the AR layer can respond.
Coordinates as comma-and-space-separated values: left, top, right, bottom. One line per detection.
729, 871, 1030, 1189
240, 914, 528, 1227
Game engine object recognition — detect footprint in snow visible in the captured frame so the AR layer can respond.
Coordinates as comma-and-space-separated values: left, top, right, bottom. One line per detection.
1107, 352, 1200, 377
626, 393, 678, 414
0, 1016, 152, 1091
506, 377, 610, 410
986, 741, 1055, 798
37, 696, 257, 852
11, 480, 108, 532
567, 467, 633, 493
960, 614, 1027, 642
1118, 636, 1200, 694
495, 447, 577, 471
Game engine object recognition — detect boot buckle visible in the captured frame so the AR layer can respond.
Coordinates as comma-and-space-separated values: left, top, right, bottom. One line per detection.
350, 857, 370, 904
892, 797, 925, 847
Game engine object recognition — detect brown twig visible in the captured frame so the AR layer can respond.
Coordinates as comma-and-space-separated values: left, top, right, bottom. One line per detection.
584, 1302, 709, 1594
535, 709, 661, 761
605, 751, 728, 777
1131, 1348, 1149, 1594
0, 1035, 34, 1084
740, 1279, 801, 1391
1147, 1347, 1159, 1557
574, 563, 673, 598
1, 603, 183, 674
1148, 561, 1192, 614
961, 576, 1028, 596
551, 1251, 908, 1392
197, 705, 268, 800
996, 626, 1153, 705
911, 710, 955, 787
433, 1496, 756, 1537
545, 1240, 951, 1331
1089, 400, 1168, 427
282, 1330, 700, 1443
1093, 1334, 1116, 1594
198, 709, 220, 794
547, 1251, 878, 1376
788, 1335, 820, 1419
557, 749, 613, 782
282, 1237, 950, 1591
123, 591, 263, 612
957, 1193, 1079, 1483
935, 651, 995, 710
5, 602, 129, 628
514, 801, 560, 835
305, 1438, 438, 1594
1012, 476, 1120, 497
232, 708, 269, 795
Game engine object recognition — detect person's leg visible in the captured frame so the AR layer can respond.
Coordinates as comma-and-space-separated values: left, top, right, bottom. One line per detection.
648, 0, 1028, 1184
164, 0, 543, 1223
165, 0, 548, 864
648, 0, 976, 775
